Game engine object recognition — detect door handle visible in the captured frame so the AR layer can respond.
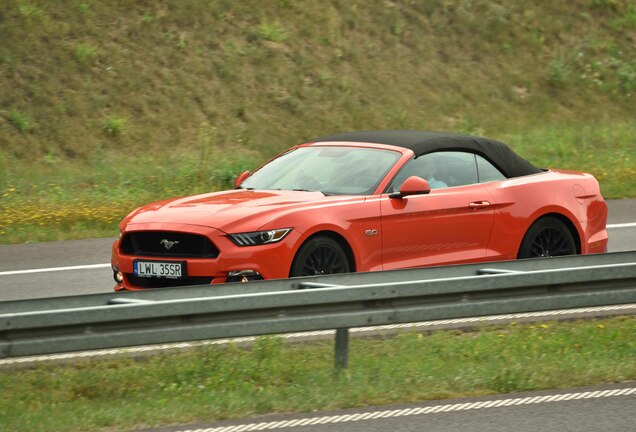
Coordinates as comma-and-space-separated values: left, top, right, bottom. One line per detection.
469, 201, 491, 209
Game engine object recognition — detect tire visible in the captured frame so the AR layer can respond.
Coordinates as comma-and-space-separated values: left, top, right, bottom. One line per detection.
517, 216, 578, 259
290, 236, 351, 277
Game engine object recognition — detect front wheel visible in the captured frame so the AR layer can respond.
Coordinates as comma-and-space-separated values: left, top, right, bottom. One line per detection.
290, 236, 351, 277
517, 216, 578, 259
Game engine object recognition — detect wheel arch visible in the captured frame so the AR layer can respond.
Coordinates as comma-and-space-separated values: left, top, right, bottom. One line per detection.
521, 212, 582, 256
288, 230, 356, 277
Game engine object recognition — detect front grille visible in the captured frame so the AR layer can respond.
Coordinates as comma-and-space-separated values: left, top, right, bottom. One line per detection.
120, 231, 219, 258
125, 274, 214, 289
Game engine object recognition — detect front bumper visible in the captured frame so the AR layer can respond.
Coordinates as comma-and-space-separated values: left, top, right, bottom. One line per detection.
111, 223, 299, 290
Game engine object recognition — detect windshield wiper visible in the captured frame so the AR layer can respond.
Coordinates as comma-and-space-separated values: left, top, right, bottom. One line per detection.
292, 189, 325, 195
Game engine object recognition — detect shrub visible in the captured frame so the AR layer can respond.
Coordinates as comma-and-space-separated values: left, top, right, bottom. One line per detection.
256, 22, 289, 42
75, 44, 98, 62
8, 109, 31, 132
104, 116, 126, 135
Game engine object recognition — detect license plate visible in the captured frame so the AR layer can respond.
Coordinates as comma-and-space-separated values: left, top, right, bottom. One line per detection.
134, 260, 186, 279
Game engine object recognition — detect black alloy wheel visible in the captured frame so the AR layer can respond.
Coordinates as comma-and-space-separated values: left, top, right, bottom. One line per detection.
290, 236, 351, 277
517, 216, 578, 259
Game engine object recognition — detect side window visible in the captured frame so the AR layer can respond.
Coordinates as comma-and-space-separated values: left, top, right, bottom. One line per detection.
476, 155, 506, 183
388, 151, 479, 191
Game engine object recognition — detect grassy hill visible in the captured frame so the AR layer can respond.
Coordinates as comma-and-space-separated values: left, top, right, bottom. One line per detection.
1, 0, 635, 243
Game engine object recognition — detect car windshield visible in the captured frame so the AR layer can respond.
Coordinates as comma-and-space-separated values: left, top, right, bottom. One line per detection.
240, 146, 401, 195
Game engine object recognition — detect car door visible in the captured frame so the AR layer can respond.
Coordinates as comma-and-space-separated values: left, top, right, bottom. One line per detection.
380, 151, 496, 269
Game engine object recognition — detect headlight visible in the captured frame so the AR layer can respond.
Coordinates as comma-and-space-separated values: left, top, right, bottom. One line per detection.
228, 228, 292, 246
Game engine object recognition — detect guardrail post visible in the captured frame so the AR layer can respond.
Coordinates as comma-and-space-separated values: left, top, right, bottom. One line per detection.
334, 328, 349, 369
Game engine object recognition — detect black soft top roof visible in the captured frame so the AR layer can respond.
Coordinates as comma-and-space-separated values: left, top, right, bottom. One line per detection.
312, 130, 541, 178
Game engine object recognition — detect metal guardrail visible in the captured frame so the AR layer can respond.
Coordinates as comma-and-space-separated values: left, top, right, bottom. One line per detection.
3, 251, 636, 314
1, 252, 635, 367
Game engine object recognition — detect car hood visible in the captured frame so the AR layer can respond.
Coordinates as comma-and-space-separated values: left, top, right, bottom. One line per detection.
123, 189, 342, 233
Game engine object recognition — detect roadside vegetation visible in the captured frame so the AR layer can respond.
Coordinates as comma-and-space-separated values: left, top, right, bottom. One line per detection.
1, 0, 635, 245
0, 317, 634, 431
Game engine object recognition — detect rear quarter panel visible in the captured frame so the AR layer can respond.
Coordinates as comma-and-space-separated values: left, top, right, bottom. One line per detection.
482, 170, 607, 259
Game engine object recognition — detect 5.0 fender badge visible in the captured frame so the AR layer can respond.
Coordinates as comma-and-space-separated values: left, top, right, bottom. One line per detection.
365, 229, 378, 236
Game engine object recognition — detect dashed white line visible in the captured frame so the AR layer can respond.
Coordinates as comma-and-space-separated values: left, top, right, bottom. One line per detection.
179, 387, 636, 432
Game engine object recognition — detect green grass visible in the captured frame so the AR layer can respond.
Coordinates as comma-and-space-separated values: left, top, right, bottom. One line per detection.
74, 43, 98, 63
6, 109, 31, 133
547, 52, 570, 88
1, 317, 634, 431
0, 0, 635, 244
504, 122, 636, 198
0, 141, 257, 243
17, 4, 43, 18
255, 21, 289, 42
103, 115, 126, 135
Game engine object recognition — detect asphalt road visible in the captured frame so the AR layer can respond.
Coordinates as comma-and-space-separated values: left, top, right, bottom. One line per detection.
1, 199, 635, 301
146, 382, 636, 432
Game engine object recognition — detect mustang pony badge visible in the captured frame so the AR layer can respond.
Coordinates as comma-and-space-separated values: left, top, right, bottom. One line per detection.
160, 239, 179, 250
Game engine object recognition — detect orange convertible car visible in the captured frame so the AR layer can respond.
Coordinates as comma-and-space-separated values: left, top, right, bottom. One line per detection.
111, 130, 608, 290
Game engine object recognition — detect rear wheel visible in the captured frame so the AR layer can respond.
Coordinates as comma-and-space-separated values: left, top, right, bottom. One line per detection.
517, 216, 577, 259
290, 236, 351, 277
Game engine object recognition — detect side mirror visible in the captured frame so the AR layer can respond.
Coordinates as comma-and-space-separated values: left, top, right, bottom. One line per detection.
389, 176, 431, 199
234, 170, 251, 188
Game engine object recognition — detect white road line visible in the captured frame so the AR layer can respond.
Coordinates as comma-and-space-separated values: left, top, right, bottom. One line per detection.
0, 263, 111, 276
607, 222, 636, 229
180, 387, 636, 432
0, 223, 633, 277
1, 303, 634, 366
